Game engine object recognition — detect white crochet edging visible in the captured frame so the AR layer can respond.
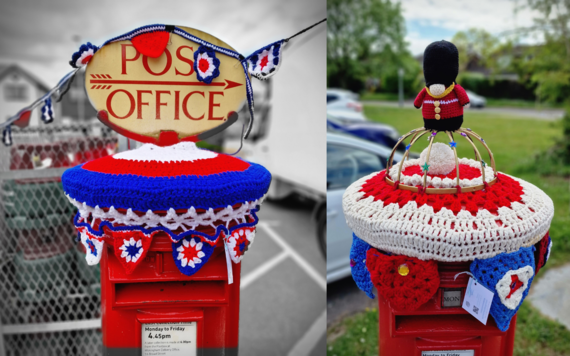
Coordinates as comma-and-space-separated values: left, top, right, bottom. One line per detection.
113, 142, 217, 162
495, 266, 533, 310
342, 172, 554, 262
389, 158, 494, 188
67, 195, 259, 231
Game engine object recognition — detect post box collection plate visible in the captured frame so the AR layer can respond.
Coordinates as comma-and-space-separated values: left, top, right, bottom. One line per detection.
142, 322, 197, 356
421, 351, 474, 356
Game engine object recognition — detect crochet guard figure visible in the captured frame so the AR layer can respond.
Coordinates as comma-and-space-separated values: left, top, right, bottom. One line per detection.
414, 40, 470, 131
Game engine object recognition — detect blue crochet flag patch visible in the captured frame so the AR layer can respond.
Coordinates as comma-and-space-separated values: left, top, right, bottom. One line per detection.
470, 246, 535, 331
350, 234, 375, 299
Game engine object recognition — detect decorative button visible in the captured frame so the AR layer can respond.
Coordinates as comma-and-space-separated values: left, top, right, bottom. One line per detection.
435, 114, 441, 120
435, 107, 441, 113
398, 263, 409, 276
434, 101, 440, 107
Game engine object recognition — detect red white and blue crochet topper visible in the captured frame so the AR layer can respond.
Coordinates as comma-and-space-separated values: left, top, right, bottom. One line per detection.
62, 142, 271, 280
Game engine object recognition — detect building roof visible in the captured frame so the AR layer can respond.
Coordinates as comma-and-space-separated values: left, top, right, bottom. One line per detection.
0, 64, 50, 92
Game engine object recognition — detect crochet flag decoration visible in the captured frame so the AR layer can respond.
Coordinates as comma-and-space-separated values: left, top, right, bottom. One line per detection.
470, 246, 535, 331
41, 98, 54, 124
366, 249, 440, 311
350, 234, 375, 299
534, 232, 552, 275
247, 40, 286, 80
2, 126, 12, 146
112, 230, 155, 275
78, 228, 105, 265
131, 30, 170, 58
224, 226, 256, 264
172, 236, 216, 276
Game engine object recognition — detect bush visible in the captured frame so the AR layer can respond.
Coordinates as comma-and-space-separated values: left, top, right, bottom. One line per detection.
457, 72, 537, 100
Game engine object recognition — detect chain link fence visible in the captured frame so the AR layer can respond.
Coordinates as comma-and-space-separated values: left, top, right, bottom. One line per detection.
0, 121, 117, 355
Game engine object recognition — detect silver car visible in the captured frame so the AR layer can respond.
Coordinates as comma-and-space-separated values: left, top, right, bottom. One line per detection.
326, 132, 403, 282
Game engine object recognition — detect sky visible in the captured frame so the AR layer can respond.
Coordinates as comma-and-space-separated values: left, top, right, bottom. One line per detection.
0, 0, 325, 87
399, 0, 542, 55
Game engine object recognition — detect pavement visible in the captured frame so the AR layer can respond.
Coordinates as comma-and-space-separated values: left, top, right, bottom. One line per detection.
239, 196, 326, 356
327, 277, 376, 328
363, 100, 565, 121
528, 264, 570, 330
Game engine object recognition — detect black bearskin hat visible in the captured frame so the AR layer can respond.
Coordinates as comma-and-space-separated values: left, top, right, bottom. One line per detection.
423, 40, 459, 87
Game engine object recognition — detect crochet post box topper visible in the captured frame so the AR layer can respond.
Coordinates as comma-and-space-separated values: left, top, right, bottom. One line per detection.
2, 20, 325, 283
343, 40, 554, 331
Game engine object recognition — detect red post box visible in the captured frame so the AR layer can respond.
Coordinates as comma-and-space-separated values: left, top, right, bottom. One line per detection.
101, 234, 240, 355
377, 262, 516, 356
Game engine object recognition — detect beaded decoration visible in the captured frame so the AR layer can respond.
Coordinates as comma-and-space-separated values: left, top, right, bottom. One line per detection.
350, 234, 375, 299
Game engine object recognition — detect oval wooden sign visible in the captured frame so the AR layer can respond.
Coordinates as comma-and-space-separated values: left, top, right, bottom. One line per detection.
85, 26, 247, 146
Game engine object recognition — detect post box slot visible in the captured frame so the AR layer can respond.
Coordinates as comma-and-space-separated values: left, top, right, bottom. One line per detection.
114, 280, 227, 307
394, 314, 505, 337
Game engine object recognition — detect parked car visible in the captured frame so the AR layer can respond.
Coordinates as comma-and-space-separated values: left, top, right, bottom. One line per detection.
327, 88, 366, 121
466, 90, 486, 108
326, 132, 403, 283
327, 114, 402, 149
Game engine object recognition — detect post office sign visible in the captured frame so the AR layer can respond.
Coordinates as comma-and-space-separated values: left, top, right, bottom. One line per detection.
85, 26, 247, 145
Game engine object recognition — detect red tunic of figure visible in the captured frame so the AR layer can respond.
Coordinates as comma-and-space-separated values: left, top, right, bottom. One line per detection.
414, 84, 470, 121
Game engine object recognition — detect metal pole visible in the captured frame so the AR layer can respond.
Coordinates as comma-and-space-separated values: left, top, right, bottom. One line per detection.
398, 68, 404, 108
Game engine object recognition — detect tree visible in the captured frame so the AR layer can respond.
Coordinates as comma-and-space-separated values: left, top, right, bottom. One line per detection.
451, 29, 500, 73
512, 0, 570, 103
327, 0, 415, 93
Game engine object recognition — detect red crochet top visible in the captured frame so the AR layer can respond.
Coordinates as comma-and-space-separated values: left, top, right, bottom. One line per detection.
414, 84, 469, 121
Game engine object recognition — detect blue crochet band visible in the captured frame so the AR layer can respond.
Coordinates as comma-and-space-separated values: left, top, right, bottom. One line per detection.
62, 162, 271, 212
73, 208, 260, 245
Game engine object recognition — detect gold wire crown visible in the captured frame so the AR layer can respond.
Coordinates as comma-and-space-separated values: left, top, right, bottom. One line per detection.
385, 127, 497, 194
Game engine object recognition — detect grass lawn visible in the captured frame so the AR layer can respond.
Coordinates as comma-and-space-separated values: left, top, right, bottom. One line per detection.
326, 105, 570, 355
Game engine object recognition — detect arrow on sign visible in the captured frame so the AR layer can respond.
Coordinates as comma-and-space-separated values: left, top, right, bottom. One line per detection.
89, 78, 243, 90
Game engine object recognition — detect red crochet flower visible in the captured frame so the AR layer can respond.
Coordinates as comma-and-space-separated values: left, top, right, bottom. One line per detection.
366, 249, 440, 311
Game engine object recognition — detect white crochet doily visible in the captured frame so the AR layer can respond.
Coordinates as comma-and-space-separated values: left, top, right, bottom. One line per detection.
343, 171, 554, 262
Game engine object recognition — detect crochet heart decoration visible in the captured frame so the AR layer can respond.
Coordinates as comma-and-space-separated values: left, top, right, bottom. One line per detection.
172, 236, 216, 276
13, 111, 31, 129
350, 234, 375, 299
112, 231, 155, 274
534, 232, 551, 275
131, 31, 170, 58
366, 249, 440, 311
224, 226, 256, 264
470, 246, 535, 332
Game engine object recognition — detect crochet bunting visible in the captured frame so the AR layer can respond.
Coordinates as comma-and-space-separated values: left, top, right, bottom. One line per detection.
470, 246, 535, 331
366, 249, 440, 311
534, 232, 552, 275
131, 30, 170, 58
41, 98, 54, 124
78, 228, 105, 265
112, 230, 155, 274
350, 234, 375, 299
172, 236, 216, 276
224, 226, 256, 264
247, 40, 286, 80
